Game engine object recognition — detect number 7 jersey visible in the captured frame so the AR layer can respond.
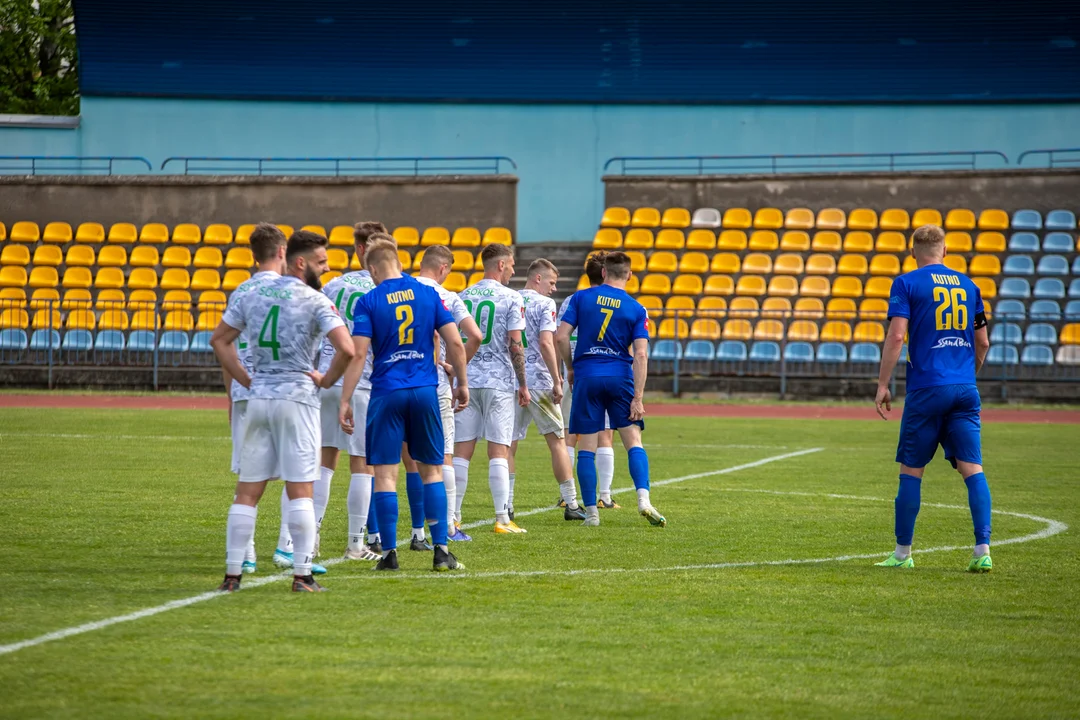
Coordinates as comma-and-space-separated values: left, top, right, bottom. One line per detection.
457, 279, 526, 392
561, 284, 649, 380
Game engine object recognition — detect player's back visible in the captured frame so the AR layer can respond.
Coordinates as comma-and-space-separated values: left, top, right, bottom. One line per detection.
521, 288, 557, 389
890, 264, 984, 391
458, 279, 524, 390
225, 270, 279, 400
566, 285, 648, 378
318, 270, 375, 388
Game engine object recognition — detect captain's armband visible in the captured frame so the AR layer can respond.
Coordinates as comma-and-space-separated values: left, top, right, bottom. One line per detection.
973, 311, 987, 330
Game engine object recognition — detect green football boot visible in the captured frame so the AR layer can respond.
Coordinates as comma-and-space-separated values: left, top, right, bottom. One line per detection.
874, 553, 914, 568
967, 554, 992, 573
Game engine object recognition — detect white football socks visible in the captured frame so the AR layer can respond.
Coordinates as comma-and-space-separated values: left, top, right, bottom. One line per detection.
508, 472, 516, 509
974, 543, 990, 558
453, 457, 470, 522
277, 485, 293, 552
314, 466, 334, 530
226, 504, 258, 576
596, 447, 615, 502
895, 544, 912, 560
636, 488, 651, 511
559, 479, 580, 509
443, 465, 456, 530
347, 472, 373, 550
489, 458, 510, 523
288, 497, 316, 577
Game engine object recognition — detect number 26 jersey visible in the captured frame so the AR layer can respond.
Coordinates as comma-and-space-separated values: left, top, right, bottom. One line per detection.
457, 279, 525, 392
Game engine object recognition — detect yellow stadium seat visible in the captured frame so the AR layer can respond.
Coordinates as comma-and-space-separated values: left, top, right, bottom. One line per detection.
972, 277, 996, 300
821, 321, 852, 342
198, 291, 228, 311
859, 298, 889, 319
234, 225, 255, 245
155, 268, 185, 290
28, 267, 58, 289
787, 320, 819, 341
393, 227, 420, 247
601, 207, 630, 227
753, 208, 784, 229
98, 309, 128, 330
576, 274, 590, 291
593, 229, 622, 249
320, 271, 341, 286
869, 254, 900, 276
625, 251, 647, 273
742, 253, 773, 274
717, 230, 748, 251
767, 276, 798, 297
191, 269, 221, 291
61, 267, 92, 289
128, 290, 159, 310
640, 274, 671, 295
107, 223, 136, 244
421, 227, 450, 247
1, 245, 30, 266
800, 276, 831, 298
942, 255, 967, 274
204, 224, 233, 245
665, 296, 695, 316
196, 310, 222, 331
912, 209, 941, 227
704, 275, 734, 296
301, 225, 326, 237
880, 209, 910, 231
326, 249, 349, 271
11, 221, 40, 243
974, 232, 1006, 253
875, 231, 906, 252
482, 227, 512, 246
275, 225, 294, 238
647, 251, 678, 273
969, 255, 1001, 276
43, 222, 72, 244
128, 246, 158, 268
327, 225, 358, 247
805, 254, 837, 275
832, 277, 863, 298
843, 231, 874, 253
944, 232, 972, 253
945, 209, 975, 231
722, 208, 752, 229
0, 288, 27, 309
678, 252, 709, 274
748, 230, 779, 251
761, 297, 792, 318
655, 229, 685, 250
847, 208, 878, 231
631, 207, 660, 227
396, 250, 411, 270
189, 247, 224, 270
826, 298, 857, 319
449, 250, 472, 271
728, 297, 759, 318
977, 209, 1008, 231
837, 254, 868, 276
225, 247, 254, 269
97, 246, 127, 267
32, 308, 61, 330
172, 224, 201, 244
451, 228, 481, 248
351, 253, 363, 270
753, 319, 784, 341
902, 256, 918, 273
140, 223, 169, 244
780, 230, 810, 252
623, 229, 654, 249
672, 275, 703, 296
690, 319, 722, 340
0, 222, 5, 241
638, 296, 663, 314
854, 321, 885, 342
698, 297, 728, 317
164, 311, 194, 331
75, 222, 105, 244
773, 253, 804, 275
441, 272, 465, 293
811, 231, 842, 252
661, 208, 691, 228
657, 318, 689, 339
29, 289, 58, 310
865, 277, 893, 298
130, 310, 160, 330
686, 229, 716, 250
1061, 324, 1080, 345
794, 297, 825, 319
723, 319, 753, 340
816, 208, 846, 230
784, 208, 815, 230
62, 290, 92, 311
162, 247, 192, 268
94, 268, 125, 289
162, 290, 192, 311
735, 275, 766, 296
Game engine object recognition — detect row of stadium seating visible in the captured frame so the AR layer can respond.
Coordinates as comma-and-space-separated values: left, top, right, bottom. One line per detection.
599, 206, 1078, 232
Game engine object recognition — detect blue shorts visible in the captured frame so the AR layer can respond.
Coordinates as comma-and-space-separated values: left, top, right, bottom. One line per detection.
896, 384, 982, 469
569, 374, 644, 435
365, 386, 444, 466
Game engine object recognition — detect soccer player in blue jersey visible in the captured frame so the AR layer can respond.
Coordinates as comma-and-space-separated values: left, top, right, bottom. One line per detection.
339, 239, 471, 571
556, 251, 666, 528
874, 224, 993, 572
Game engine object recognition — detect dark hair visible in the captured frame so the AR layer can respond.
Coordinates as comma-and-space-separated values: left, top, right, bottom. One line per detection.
420, 244, 453, 269
603, 251, 632, 280
480, 243, 513, 267
354, 221, 388, 247
250, 223, 286, 264
286, 230, 328, 261
585, 251, 607, 286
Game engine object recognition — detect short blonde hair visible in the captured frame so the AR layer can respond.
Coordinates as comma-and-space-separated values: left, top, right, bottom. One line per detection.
364, 239, 399, 269
527, 258, 558, 278
420, 245, 453, 270
480, 243, 513, 268
911, 224, 945, 257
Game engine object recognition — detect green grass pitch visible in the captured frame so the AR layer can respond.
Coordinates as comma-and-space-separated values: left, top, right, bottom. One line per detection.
0, 406, 1078, 718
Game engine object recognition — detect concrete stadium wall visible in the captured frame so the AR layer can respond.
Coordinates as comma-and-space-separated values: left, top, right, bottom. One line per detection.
0, 175, 516, 232
3, 97, 1080, 242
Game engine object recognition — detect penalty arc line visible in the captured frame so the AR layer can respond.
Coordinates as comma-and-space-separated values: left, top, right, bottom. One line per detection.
0, 447, 821, 657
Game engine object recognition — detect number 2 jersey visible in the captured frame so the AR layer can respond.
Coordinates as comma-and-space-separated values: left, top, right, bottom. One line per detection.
561, 284, 649, 380
317, 270, 375, 390
457, 279, 526, 392
520, 288, 558, 391
222, 274, 345, 408
888, 263, 986, 391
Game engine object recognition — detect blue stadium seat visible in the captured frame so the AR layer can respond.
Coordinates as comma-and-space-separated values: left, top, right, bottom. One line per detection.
61, 329, 93, 351
1010, 209, 1041, 231
1037, 255, 1069, 275
1071, 279, 1080, 299
749, 341, 780, 362
816, 342, 847, 363
128, 330, 157, 352
1073, 256, 1080, 275
850, 343, 881, 363
1042, 232, 1074, 253
30, 329, 61, 350
1028, 300, 1061, 320
1007, 233, 1039, 252
1021, 344, 1054, 366
159, 331, 190, 352
1034, 278, 1065, 299
993, 299, 1026, 319
1045, 209, 1077, 231
650, 339, 681, 360
1024, 323, 1057, 345
716, 340, 748, 361
998, 278, 1031, 299
190, 330, 214, 353
783, 342, 815, 363
1065, 300, 1080, 321
990, 323, 1022, 345
95, 330, 125, 351
683, 340, 716, 360
1003, 255, 1034, 275
0, 329, 27, 350
985, 344, 1019, 365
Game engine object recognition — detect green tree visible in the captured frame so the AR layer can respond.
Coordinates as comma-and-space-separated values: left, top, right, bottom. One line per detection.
0, 0, 78, 115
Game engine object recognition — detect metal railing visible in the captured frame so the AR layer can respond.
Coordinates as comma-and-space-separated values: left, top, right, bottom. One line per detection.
159, 156, 517, 176
0, 156, 154, 175
603, 151, 1010, 176
1016, 148, 1080, 168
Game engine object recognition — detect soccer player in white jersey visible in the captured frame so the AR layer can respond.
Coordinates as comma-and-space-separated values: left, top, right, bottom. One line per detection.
509, 259, 587, 521
558, 251, 619, 509
401, 245, 483, 546
453, 243, 530, 534
315, 221, 387, 563
211, 231, 355, 593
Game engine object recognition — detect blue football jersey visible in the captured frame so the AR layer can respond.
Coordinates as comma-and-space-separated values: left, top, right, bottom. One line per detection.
888, 264, 985, 391
352, 275, 455, 396
561, 285, 649, 379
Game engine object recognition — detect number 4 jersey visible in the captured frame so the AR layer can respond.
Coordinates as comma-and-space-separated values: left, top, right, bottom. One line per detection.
458, 279, 526, 392
888, 263, 986, 391
318, 271, 376, 390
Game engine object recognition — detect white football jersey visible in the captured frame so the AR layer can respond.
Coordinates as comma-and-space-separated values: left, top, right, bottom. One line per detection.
458, 279, 526, 392
222, 275, 344, 408
226, 270, 280, 402
557, 293, 579, 376
520, 288, 558, 391
417, 275, 471, 396
317, 270, 375, 389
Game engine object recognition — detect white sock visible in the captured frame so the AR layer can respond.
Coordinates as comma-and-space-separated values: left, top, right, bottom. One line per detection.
244, 537, 256, 563
413, 527, 426, 541
559, 479, 579, 509
314, 466, 334, 530
453, 457, 470, 521
226, 504, 258, 576
636, 488, 651, 510
895, 544, 912, 560
566, 445, 575, 470
586, 505, 599, 518
974, 543, 989, 558
443, 465, 457, 530
597, 447, 615, 501
489, 458, 510, 523
508, 472, 516, 508
288, 497, 316, 577
347, 472, 373, 550
277, 485, 293, 552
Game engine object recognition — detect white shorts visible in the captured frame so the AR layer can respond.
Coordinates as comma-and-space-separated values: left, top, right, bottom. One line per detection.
239, 398, 320, 483
320, 385, 369, 458
230, 399, 248, 475
454, 388, 515, 447
514, 388, 565, 441
439, 388, 455, 456
562, 379, 610, 431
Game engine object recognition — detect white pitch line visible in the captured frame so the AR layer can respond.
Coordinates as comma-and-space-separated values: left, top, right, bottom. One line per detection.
0, 432, 229, 442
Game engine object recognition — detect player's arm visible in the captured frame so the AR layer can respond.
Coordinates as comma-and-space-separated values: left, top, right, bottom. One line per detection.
509, 329, 530, 406
339, 334, 370, 434
439, 321, 470, 411
459, 316, 482, 363
538, 329, 562, 393
629, 337, 648, 421
556, 321, 574, 386
210, 321, 250, 389
317, 326, 355, 389
974, 325, 989, 373
875, 316, 908, 419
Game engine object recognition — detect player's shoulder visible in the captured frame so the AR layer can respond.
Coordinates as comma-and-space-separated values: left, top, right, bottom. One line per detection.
338, 270, 375, 291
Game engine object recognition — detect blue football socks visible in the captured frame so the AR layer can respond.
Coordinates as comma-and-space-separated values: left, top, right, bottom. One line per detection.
373, 491, 398, 551
628, 446, 650, 491
964, 472, 992, 546
366, 476, 380, 537
577, 450, 598, 507
895, 473, 922, 545
406, 472, 425, 530
423, 481, 449, 546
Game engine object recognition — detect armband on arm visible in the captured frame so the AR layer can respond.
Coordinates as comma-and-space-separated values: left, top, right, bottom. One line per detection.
973, 312, 987, 330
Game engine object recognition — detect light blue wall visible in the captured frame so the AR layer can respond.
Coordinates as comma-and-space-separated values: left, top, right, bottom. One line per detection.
3, 98, 1079, 242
